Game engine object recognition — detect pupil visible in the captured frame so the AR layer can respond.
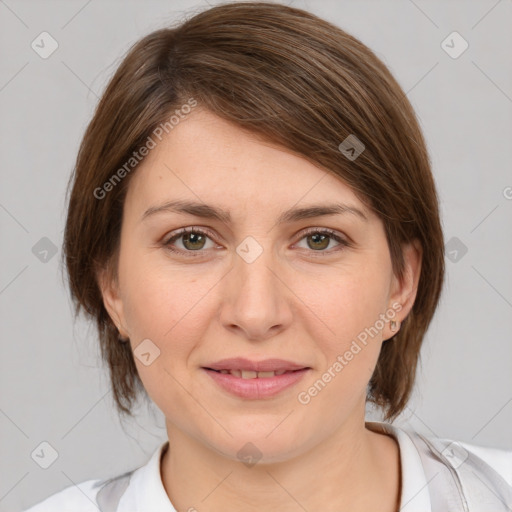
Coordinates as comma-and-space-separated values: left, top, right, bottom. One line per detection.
309, 233, 328, 250
184, 233, 204, 250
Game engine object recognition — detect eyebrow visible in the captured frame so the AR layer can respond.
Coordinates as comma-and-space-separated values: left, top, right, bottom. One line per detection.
141, 199, 369, 224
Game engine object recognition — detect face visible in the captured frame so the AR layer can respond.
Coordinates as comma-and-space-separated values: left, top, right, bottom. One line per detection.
100, 107, 421, 463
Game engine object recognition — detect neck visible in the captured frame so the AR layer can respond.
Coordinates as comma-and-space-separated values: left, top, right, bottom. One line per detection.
160, 414, 401, 512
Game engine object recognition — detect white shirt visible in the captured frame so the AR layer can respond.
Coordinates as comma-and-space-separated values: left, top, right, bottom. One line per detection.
23, 421, 512, 512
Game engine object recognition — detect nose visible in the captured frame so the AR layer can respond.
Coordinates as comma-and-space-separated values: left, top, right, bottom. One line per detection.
219, 238, 293, 342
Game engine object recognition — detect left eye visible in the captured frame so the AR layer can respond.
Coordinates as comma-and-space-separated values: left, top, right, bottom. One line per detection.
163, 227, 217, 253
162, 227, 348, 256
294, 229, 347, 253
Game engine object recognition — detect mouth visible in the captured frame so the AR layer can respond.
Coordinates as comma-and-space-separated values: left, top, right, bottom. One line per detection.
202, 367, 311, 399
203, 368, 305, 379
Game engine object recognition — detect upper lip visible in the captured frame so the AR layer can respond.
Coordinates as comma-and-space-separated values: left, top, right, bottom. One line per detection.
203, 358, 310, 372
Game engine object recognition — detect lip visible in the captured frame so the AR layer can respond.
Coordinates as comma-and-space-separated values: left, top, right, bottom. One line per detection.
202, 367, 311, 399
204, 357, 309, 373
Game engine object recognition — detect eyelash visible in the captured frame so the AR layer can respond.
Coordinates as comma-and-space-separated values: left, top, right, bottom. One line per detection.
161, 227, 350, 258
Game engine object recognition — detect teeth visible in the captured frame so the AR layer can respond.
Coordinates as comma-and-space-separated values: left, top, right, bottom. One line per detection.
257, 371, 276, 378
215, 369, 295, 378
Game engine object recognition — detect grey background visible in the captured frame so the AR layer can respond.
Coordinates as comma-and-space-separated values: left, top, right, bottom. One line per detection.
1, 0, 511, 510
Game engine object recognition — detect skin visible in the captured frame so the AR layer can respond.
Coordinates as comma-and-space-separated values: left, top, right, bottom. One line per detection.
99, 107, 422, 512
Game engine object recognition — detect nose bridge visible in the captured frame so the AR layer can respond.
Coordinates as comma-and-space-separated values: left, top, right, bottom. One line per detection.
237, 234, 277, 290
235, 234, 280, 303
222, 234, 292, 339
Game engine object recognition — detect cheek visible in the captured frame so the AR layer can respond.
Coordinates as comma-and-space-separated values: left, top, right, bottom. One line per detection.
119, 261, 215, 412
292, 262, 391, 348
118, 255, 221, 383
120, 254, 203, 336
293, 277, 386, 424
290, 261, 390, 404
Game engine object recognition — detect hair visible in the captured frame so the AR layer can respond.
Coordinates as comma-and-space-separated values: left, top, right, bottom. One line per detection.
63, 1, 445, 422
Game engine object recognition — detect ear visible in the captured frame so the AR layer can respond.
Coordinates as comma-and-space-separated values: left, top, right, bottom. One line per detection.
388, 239, 422, 324
96, 265, 130, 340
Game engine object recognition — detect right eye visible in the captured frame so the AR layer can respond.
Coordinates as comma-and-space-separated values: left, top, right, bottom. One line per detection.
162, 227, 219, 256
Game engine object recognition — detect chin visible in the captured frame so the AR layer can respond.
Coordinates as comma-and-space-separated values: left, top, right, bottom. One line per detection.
203, 420, 309, 465
211, 437, 302, 466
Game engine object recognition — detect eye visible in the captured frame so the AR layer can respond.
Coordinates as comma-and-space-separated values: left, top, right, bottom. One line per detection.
162, 227, 217, 256
294, 228, 349, 255
162, 226, 350, 258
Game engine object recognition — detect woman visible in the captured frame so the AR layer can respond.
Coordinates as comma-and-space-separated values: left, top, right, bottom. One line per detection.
24, 2, 511, 511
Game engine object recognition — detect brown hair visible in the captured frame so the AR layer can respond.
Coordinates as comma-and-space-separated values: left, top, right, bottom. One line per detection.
63, 1, 445, 421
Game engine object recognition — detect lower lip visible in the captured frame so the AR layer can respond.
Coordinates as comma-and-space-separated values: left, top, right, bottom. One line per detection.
202, 368, 310, 399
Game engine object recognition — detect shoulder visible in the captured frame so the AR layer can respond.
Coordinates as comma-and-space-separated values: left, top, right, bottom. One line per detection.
455, 438, 512, 485
413, 431, 512, 484
367, 421, 512, 510
409, 430, 512, 509
371, 421, 511, 483
21, 441, 167, 512
22, 478, 105, 512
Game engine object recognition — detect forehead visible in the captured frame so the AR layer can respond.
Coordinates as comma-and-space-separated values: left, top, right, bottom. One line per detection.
125, 108, 373, 223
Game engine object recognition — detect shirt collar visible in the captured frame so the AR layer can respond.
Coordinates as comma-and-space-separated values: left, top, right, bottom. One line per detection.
366, 421, 432, 512
118, 422, 432, 512
118, 440, 176, 511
